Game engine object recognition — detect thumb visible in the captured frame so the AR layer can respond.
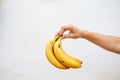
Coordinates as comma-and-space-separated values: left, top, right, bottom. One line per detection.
63, 34, 74, 39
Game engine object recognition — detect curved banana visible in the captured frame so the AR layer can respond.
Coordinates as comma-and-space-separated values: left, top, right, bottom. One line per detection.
53, 36, 83, 68
45, 36, 69, 69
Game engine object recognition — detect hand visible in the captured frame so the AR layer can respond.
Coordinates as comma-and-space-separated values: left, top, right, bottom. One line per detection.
56, 24, 83, 39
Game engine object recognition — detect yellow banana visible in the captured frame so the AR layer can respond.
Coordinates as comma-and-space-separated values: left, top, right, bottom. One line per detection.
53, 36, 83, 68
45, 36, 69, 69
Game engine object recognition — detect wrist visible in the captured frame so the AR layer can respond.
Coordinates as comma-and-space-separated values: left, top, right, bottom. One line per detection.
78, 29, 88, 38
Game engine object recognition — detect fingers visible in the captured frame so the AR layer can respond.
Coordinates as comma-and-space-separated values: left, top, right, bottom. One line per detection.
58, 25, 72, 35
55, 24, 74, 39
59, 26, 70, 35
55, 24, 81, 39
63, 34, 74, 39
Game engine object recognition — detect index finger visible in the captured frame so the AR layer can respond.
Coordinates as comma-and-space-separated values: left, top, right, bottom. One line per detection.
59, 25, 71, 35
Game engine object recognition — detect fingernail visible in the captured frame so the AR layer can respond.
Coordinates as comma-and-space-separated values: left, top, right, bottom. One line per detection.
59, 32, 62, 36
60, 33, 63, 36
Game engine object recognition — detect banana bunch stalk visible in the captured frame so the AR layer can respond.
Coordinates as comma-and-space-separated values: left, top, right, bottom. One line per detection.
45, 36, 83, 69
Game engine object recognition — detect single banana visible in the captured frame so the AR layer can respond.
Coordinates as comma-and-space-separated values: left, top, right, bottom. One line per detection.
45, 36, 69, 69
53, 36, 83, 68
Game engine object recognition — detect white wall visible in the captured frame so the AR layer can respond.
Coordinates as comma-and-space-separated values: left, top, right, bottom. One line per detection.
0, 0, 120, 80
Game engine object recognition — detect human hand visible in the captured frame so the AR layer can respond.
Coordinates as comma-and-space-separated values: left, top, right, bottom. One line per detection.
55, 24, 120, 54
56, 24, 83, 39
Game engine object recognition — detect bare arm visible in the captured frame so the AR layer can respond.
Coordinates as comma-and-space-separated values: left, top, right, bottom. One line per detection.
56, 24, 120, 54
81, 30, 120, 54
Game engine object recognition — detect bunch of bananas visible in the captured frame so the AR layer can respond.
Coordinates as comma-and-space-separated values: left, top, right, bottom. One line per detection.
45, 36, 83, 69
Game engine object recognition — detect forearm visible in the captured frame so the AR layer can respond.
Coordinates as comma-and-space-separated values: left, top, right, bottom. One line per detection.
80, 30, 120, 54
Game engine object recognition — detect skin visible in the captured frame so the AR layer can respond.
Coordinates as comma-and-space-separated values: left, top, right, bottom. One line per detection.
56, 24, 120, 54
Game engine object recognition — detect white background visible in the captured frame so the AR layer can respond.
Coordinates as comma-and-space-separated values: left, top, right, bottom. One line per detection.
0, 0, 120, 80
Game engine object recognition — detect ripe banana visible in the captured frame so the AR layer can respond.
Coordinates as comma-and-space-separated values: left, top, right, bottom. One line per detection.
53, 36, 83, 68
45, 36, 69, 69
